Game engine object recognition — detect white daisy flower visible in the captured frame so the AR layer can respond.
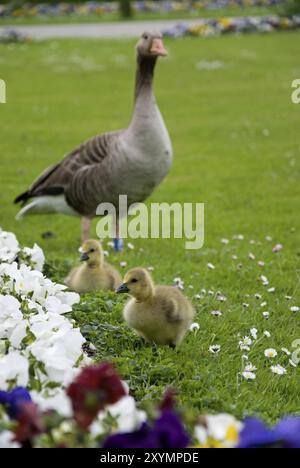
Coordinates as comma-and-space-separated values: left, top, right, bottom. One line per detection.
264, 331, 271, 338
245, 363, 257, 372
255, 293, 262, 300
242, 355, 249, 360
248, 253, 255, 260
189, 322, 200, 332
243, 303, 249, 309
250, 328, 258, 340
211, 310, 222, 317
240, 336, 253, 347
281, 348, 291, 356
285, 296, 292, 301
209, 345, 221, 354
271, 365, 287, 375
207, 263, 215, 270
265, 236, 272, 242
268, 287, 275, 293
120, 261, 127, 268
261, 301, 267, 308
272, 244, 283, 253
221, 238, 229, 245
264, 349, 278, 358
216, 293, 227, 302
147, 266, 155, 272
260, 275, 269, 286
242, 371, 256, 381
233, 234, 244, 241
232, 255, 238, 260
127, 243, 135, 250
290, 306, 300, 313
173, 277, 184, 290
262, 311, 270, 319
258, 261, 265, 267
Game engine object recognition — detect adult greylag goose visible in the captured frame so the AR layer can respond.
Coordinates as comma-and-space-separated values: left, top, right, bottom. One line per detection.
14, 32, 173, 250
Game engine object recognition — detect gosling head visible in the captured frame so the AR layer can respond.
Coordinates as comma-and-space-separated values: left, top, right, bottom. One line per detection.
136, 31, 168, 59
116, 268, 155, 301
79, 239, 103, 268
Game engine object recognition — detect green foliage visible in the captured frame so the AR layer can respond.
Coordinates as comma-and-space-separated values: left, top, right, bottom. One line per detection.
0, 33, 300, 422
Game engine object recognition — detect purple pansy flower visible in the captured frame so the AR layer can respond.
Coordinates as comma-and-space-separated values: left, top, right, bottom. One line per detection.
103, 410, 190, 449
238, 418, 300, 448
0, 387, 32, 419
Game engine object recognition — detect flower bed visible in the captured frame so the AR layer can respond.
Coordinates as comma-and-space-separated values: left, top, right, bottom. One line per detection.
163, 14, 300, 36
0, 1, 287, 20
1, 228, 300, 448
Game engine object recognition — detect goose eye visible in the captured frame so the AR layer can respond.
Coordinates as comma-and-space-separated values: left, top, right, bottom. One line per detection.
131, 278, 138, 283
143, 34, 149, 40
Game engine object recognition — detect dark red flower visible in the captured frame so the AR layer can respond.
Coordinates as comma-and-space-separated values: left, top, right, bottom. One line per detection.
14, 402, 45, 444
160, 388, 177, 411
67, 362, 126, 429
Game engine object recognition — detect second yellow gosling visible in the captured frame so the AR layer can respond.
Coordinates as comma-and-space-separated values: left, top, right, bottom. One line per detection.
116, 268, 195, 347
65, 239, 122, 294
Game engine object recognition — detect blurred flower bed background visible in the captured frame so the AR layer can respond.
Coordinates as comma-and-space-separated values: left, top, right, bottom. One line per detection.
0, 0, 289, 20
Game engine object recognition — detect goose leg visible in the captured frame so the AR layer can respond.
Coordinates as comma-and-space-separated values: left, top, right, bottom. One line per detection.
81, 217, 91, 243
113, 219, 123, 252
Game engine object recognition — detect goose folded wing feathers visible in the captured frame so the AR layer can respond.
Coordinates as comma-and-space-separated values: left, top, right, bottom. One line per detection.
15, 131, 121, 216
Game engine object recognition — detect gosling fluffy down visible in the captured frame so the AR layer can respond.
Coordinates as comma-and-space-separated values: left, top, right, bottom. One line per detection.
116, 268, 195, 347
65, 239, 121, 294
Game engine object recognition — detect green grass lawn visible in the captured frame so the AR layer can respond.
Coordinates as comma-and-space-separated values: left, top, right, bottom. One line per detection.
0, 6, 283, 25
1, 31, 300, 424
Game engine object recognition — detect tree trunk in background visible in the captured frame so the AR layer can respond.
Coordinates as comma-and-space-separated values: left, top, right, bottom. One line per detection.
119, 0, 133, 18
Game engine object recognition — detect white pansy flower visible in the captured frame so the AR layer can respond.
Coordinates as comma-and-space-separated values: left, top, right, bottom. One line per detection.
23, 243, 45, 272
195, 414, 242, 448
0, 431, 20, 449
0, 230, 19, 263
31, 389, 73, 418
0, 351, 29, 389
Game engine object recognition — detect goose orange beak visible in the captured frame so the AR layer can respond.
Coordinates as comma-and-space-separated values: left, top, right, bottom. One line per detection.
150, 38, 168, 57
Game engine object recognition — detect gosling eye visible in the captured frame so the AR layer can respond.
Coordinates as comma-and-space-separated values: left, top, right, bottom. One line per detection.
143, 34, 149, 40
131, 278, 138, 283
89, 248, 95, 253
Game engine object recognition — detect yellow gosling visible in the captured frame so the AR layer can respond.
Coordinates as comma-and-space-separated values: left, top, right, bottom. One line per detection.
116, 268, 195, 347
65, 239, 121, 294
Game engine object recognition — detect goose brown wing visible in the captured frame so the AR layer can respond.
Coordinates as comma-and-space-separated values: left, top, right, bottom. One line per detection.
14, 131, 120, 207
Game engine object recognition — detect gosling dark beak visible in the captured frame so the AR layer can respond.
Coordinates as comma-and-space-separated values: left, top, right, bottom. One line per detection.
80, 253, 89, 262
116, 283, 130, 294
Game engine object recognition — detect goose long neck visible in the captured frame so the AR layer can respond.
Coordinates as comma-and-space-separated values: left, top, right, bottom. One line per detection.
134, 55, 157, 103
